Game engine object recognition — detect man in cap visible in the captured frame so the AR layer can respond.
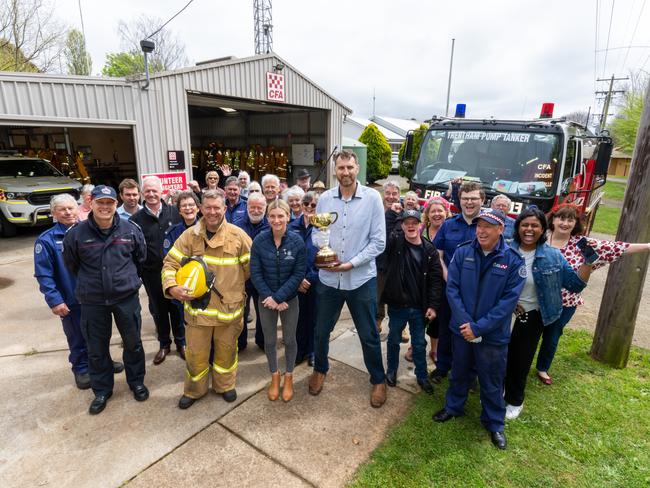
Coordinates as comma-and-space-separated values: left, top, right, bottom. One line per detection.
432, 209, 525, 449
382, 208, 443, 394
295, 168, 311, 192
63, 185, 148, 414
34, 193, 124, 390
162, 190, 252, 409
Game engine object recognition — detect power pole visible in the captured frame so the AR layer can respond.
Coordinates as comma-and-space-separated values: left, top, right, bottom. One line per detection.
591, 80, 650, 368
254, 0, 273, 54
445, 38, 455, 117
595, 75, 627, 132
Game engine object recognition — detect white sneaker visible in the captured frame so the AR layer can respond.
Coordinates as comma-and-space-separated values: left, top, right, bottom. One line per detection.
505, 403, 523, 420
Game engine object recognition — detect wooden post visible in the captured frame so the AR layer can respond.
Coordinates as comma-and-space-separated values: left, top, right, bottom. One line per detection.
591, 82, 650, 367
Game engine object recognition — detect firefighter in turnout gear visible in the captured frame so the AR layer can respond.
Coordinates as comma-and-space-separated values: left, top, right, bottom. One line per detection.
162, 190, 252, 409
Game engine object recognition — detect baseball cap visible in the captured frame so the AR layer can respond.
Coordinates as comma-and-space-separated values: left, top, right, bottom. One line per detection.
399, 209, 421, 222
296, 168, 311, 180
91, 185, 118, 201
472, 208, 505, 226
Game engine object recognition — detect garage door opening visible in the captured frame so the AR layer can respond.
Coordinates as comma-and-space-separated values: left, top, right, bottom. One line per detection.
0, 125, 137, 188
187, 93, 329, 188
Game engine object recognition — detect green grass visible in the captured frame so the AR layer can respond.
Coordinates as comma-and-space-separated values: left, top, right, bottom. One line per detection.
602, 181, 627, 201
350, 330, 650, 488
592, 206, 622, 235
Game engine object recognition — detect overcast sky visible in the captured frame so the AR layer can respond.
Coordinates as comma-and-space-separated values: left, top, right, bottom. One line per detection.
57, 0, 650, 122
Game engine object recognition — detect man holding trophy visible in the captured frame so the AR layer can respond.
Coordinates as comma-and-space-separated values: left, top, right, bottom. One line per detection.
308, 150, 388, 408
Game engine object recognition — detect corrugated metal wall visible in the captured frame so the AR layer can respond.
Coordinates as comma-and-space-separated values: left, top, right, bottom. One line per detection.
0, 55, 350, 182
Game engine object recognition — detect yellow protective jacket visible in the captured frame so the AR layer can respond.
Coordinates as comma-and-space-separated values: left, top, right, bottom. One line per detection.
162, 218, 252, 326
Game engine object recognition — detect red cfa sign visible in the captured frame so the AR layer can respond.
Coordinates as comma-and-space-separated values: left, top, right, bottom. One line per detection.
266, 72, 285, 102
141, 172, 187, 195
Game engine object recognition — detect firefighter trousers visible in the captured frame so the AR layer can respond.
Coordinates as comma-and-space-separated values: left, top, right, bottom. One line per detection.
184, 319, 244, 398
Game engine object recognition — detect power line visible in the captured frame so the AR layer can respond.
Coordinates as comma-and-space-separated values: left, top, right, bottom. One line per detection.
145, 0, 196, 40
620, 0, 647, 73
601, 0, 616, 77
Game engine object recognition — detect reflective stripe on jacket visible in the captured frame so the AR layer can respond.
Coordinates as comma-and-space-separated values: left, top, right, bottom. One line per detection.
162, 218, 252, 327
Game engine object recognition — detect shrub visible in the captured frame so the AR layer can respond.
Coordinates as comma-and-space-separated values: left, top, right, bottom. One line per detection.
359, 123, 391, 183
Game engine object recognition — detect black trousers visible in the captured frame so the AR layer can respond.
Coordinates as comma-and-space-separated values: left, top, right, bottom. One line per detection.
142, 268, 184, 348
80, 292, 146, 396
296, 286, 318, 360
238, 285, 264, 350
504, 309, 544, 407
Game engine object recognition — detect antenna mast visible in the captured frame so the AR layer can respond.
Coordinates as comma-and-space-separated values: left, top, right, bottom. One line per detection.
254, 0, 273, 54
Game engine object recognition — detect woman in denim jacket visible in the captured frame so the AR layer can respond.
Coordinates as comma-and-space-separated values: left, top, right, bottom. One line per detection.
503, 207, 596, 420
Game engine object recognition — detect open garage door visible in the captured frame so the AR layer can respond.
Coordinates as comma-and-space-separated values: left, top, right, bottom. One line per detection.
0, 124, 137, 188
186, 93, 329, 187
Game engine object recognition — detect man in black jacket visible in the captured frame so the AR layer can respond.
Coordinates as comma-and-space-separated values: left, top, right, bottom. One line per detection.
63, 185, 148, 414
382, 209, 443, 394
130, 176, 183, 364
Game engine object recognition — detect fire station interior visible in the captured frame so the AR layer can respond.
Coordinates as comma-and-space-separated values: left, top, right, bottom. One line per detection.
0, 125, 137, 187
186, 93, 328, 187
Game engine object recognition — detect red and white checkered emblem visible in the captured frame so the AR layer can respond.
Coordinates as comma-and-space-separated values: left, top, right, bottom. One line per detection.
266, 72, 285, 102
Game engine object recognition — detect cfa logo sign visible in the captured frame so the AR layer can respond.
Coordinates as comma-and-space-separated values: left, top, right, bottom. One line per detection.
266, 72, 285, 102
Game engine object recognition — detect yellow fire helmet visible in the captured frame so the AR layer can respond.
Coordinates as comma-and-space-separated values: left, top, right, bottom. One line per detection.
175, 256, 215, 299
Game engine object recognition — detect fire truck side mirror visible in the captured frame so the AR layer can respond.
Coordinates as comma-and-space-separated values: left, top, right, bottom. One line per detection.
560, 177, 572, 196
402, 132, 414, 162
595, 138, 613, 176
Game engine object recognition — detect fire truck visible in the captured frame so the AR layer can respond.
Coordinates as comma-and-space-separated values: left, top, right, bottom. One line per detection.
401, 103, 613, 230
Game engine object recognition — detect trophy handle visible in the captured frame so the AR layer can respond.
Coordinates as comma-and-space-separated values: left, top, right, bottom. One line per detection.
329, 212, 338, 225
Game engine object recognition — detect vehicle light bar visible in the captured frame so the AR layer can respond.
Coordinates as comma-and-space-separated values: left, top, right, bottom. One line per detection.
540, 103, 554, 118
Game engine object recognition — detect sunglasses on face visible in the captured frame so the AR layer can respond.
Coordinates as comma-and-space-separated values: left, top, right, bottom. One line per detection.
302, 202, 317, 208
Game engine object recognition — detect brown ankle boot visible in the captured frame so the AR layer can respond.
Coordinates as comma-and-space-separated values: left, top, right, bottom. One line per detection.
268, 372, 281, 401
282, 373, 294, 402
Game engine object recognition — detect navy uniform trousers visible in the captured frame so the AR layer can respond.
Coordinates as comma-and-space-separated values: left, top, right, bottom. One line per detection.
445, 334, 507, 433
80, 292, 146, 396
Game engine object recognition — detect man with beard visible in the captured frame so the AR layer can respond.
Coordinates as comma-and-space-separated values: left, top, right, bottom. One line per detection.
309, 150, 387, 408
233, 192, 270, 350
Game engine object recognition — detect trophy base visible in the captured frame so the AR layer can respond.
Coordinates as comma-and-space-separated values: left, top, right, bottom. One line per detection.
315, 260, 341, 269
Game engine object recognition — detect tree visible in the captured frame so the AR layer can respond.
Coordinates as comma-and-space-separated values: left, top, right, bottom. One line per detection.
0, 0, 65, 72
101, 51, 164, 78
359, 123, 391, 183
562, 110, 590, 126
397, 123, 429, 180
610, 91, 644, 154
117, 15, 188, 72
64, 29, 91, 75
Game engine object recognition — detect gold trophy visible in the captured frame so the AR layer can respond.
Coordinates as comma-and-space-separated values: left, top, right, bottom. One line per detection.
309, 212, 340, 268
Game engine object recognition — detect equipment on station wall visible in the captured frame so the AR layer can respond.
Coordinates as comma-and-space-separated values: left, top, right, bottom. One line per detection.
201, 142, 293, 181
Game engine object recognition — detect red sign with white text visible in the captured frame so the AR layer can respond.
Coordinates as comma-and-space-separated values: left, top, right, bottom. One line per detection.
266, 72, 285, 102
141, 172, 187, 195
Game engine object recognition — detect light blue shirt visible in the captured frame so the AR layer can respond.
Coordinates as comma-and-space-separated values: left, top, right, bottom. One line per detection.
316, 181, 386, 290
117, 204, 142, 220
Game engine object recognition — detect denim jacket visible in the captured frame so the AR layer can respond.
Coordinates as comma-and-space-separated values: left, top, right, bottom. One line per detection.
510, 241, 586, 325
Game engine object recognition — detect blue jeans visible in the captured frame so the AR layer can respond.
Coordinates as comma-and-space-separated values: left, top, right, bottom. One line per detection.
313, 278, 386, 385
536, 306, 577, 373
445, 334, 507, 433
387, 306, 427, 381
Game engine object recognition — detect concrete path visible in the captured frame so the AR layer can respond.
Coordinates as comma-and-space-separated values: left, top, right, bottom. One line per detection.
0, 232, 419, 488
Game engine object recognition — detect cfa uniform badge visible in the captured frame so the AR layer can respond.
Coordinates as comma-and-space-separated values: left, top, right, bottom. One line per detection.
35, 243, 43, 254
518, 266, 528, 278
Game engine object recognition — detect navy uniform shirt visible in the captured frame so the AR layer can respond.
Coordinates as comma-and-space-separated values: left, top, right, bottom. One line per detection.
434, 214, 477, 266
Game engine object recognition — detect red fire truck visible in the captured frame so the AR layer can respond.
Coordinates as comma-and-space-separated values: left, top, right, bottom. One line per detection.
401, 103, 613, 230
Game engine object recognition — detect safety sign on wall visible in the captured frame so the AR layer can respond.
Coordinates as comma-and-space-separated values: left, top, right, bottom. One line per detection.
266, 72, 285, 102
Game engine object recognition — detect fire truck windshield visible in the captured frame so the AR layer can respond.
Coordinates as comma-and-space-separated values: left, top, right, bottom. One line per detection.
411, 129, 562, 198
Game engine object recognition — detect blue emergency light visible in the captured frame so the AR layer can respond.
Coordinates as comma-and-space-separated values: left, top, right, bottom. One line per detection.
455, 104, 466, 118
